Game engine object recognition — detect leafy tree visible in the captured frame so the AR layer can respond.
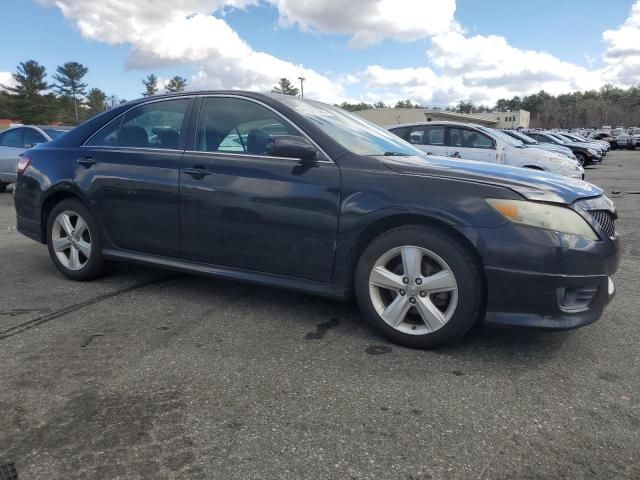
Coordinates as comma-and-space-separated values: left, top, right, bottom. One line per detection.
85, 88, 108, 118
166, 76, 187, 93
5, 60, 52, 123
271, 78, 299, 96
373, 101, 387, 108
456, 101, 474, 114
395, 99, 417, 108
142, 74, 159, 97
336, 101, 373, 112
53, 61, 89, 122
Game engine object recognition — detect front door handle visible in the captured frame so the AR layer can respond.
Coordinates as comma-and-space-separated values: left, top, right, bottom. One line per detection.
183, 166, 211, 180
77, 156, 96, 168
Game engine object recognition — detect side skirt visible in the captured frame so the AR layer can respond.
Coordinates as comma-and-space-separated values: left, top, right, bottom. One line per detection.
102, 248, 349, 300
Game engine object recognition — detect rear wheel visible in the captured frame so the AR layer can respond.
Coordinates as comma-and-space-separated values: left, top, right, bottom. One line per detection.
0, 183, 6, 193
46, 199, 107, 281
355, 225, 485, 349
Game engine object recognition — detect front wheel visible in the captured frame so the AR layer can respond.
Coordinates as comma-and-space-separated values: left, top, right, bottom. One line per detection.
575, 153, 586, 166
46, 198, 107, 281
0, 183, 6, 194
355, 225, 485, 349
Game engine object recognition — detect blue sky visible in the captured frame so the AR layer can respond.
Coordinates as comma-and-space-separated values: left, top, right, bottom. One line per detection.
1, 0, 639, 106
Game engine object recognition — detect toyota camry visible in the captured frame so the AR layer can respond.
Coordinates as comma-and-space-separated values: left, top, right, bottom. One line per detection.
14, 92, 620, 348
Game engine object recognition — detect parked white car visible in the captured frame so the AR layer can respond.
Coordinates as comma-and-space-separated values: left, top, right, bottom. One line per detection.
0, 125, 71, 192
387, 121, 584, 179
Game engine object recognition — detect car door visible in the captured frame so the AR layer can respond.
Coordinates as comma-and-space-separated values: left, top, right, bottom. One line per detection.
79, 97, 193, 257
179, 95, 341, 282
447, 127, 496, 163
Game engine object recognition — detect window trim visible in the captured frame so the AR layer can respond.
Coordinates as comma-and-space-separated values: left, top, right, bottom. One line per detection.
188, 94, 334, 163
82, 96, 193, 151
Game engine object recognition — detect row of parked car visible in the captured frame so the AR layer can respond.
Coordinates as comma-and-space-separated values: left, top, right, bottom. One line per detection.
384, 121, 601, 180
0, 119, 611, 194
609, 127, 640, 149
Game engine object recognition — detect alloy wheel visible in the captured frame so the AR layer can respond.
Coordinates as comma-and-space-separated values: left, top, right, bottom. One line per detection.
368, 245, 458, 335
51, 210, 92, 271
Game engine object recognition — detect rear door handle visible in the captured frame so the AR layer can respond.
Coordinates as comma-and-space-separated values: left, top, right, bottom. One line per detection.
183, 166, 211, 180
77, 156, 96, 168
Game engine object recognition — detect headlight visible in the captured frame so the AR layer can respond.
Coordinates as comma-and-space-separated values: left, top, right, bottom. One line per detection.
588, 148, 597, 155
548, 156, 565, 164
486, 199, 598, 240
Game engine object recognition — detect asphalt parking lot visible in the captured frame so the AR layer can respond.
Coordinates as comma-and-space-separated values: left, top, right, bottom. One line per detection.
1, 151, 639, 479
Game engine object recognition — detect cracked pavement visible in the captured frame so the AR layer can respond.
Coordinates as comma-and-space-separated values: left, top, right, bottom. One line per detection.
1, 150, 639, 479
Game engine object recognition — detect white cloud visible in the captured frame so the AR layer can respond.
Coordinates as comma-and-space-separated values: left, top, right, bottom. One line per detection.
270, 0, 458, 48
0, 72, 16, 91
33, 0, 640, 108
39, 0, 344, 102
601, 0, 640, 85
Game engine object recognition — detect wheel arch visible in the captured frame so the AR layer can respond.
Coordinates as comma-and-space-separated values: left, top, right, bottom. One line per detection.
346, 213, 485, 292
40, 187, 92, 244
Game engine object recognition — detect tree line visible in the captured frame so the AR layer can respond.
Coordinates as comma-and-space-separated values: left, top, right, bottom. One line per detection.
3, 65, 640, 128
337, 84, 640, 128
0, 60, 189, 125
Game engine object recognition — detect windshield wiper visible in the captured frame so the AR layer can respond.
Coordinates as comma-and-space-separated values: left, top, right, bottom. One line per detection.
382, 151, 409, 156
364, 151, 411, 157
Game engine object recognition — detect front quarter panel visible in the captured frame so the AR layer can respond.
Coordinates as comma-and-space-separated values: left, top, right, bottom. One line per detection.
331, 154, 518, 285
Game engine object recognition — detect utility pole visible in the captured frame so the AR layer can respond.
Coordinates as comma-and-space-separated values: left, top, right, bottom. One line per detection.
298, 77, 305, 98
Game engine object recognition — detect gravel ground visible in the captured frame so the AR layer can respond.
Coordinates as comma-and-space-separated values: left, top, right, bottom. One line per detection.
1, 150, 639, 479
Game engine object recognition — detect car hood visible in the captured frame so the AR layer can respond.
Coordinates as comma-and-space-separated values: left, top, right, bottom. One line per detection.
566, 142, 600, 150
379, 154, 602, 205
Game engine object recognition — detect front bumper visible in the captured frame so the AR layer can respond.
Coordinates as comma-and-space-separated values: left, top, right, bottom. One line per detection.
459, 222, 620, 330
484, 268, 615, 329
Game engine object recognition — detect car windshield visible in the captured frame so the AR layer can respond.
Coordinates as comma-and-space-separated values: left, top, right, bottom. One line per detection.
274, 95, 423, 157
478, 126, 523, 147
43, 128, 69, 140
546, 133, 567, 143
507, 130, 538, 144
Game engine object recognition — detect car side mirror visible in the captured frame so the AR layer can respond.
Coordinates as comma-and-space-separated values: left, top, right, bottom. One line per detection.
267, 135, 317, 161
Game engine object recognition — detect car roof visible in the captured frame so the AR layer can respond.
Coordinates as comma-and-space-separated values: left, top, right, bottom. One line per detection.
385, 120, 487, 130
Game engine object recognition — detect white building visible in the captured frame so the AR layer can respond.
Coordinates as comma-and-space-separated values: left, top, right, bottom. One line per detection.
353, 108, 530, 129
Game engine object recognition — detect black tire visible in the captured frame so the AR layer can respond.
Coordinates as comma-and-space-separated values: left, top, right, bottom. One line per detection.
0, 183, 6, 194
575, 153, 586, 167
46, 198, 107, 281
354, 225, 485, 349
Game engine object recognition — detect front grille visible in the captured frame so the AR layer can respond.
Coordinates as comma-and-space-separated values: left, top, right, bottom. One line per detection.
588, 209, 616, 238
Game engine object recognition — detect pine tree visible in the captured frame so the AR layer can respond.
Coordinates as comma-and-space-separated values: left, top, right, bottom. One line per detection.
85, 88, 108, 118
6, 60, 51, 124
271, 78, 299, 96
142, 74, 159, 97
166, 76, 187, 93
53, 61, 89, 123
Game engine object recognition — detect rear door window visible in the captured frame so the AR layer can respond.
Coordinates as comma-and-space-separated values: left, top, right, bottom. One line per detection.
86, 99, 190, 149
408, 126, 445, 146
449, 128, 494, 149
23, 128, 47, 148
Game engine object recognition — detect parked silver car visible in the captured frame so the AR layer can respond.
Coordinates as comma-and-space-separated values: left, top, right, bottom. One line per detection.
0, 125, 71, 192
